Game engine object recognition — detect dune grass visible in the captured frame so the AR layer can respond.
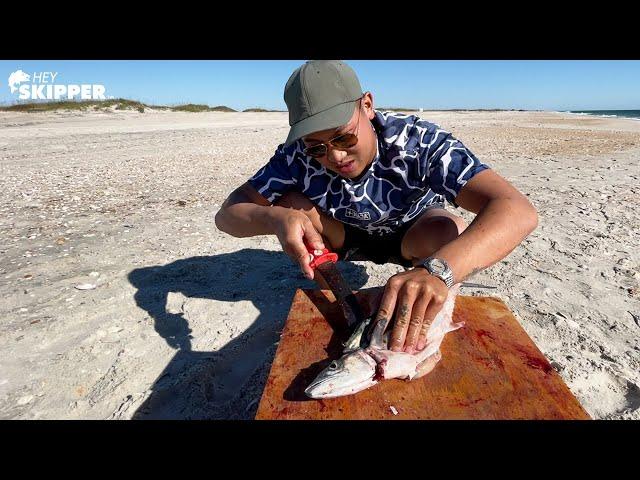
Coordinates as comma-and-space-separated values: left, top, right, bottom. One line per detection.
0, 98, 150, 113
172, 104, 238, 112
0, 99, 244, 114
242, 108, 286, 112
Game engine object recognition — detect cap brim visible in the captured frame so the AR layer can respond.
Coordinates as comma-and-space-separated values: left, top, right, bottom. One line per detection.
284, 100, 357, 147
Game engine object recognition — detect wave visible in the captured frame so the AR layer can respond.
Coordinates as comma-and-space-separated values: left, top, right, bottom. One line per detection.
562, 110, 640, 121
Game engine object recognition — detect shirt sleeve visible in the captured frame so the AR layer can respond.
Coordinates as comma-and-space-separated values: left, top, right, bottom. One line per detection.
247, 143, 300, 203
420, 126, 490, 207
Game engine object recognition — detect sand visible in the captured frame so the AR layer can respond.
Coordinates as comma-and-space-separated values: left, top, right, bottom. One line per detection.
0, 109, 638, 419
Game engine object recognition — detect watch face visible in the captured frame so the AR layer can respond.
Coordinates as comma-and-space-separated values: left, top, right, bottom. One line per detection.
428, 258, 446, 274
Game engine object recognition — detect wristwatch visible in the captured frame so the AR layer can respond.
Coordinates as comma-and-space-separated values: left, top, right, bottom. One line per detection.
419, 257, 455, 288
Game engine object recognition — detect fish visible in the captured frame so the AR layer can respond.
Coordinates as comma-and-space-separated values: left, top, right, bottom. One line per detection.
305, 283, 463, 399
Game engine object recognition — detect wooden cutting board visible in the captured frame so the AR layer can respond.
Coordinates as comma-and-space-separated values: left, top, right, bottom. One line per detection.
255, 288, 590, 420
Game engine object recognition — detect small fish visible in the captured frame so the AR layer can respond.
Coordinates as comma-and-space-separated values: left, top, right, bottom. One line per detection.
305, 284, 463, 399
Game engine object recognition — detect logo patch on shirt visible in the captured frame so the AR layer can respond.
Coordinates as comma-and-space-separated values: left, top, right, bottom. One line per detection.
345, 208, 371, 220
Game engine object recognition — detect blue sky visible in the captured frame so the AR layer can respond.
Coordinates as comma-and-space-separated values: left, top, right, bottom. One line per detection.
1, 60, 639, 111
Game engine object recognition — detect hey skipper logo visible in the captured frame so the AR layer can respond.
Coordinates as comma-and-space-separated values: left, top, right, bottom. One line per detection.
7, 69, 107, 100
8, 70, 30, 93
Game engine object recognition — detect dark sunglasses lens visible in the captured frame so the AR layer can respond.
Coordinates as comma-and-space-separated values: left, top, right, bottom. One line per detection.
331, 133, 358, 149
304, 145, 327, 157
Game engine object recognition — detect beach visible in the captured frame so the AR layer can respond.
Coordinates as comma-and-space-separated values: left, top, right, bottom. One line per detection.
0, 108, 638, 419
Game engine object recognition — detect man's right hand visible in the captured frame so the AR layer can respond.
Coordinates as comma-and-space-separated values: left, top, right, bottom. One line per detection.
269, 208, 325, 280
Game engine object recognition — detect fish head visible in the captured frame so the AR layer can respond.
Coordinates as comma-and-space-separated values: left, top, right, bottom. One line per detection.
304, 349, 378, 399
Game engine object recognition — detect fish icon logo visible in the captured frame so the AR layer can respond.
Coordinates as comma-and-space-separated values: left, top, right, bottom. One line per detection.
8, 70, 31, 93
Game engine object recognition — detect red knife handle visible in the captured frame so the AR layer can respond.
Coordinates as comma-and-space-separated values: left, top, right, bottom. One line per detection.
306, 245, 338, 270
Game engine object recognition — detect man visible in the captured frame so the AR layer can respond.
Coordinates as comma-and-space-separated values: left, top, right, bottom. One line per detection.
215, 60, 538, 355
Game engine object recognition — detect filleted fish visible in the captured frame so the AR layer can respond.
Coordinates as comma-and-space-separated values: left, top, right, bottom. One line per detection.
305, 283, 463, 399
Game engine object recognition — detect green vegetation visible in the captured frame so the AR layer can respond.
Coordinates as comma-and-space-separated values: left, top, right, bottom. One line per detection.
243, 108, 286, 112
171, 104, 238, 112
0, 98, 150, 113
210, 105, 237, 112
171, 103, 212, 112
0, 99, 239, 113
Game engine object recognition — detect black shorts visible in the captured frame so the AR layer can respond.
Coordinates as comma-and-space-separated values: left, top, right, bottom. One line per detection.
335, 203, 446, 268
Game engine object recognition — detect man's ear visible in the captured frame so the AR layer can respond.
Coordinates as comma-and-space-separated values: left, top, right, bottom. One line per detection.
362, 91, 375, 119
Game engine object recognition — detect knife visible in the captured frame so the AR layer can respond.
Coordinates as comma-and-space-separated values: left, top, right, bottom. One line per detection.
306, 245, 366, 330
460, 282, 497, 289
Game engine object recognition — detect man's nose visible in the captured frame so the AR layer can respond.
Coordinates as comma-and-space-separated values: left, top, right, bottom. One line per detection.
326, 145, 347, 163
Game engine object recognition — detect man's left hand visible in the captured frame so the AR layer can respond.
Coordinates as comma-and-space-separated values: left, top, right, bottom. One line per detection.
375, 268, 449, 354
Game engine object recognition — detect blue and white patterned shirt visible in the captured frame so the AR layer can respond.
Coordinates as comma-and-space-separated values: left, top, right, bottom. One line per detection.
248, 110, 489, 235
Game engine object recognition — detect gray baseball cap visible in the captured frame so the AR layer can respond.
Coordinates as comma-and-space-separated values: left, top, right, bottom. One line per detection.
283, 60, 363, 147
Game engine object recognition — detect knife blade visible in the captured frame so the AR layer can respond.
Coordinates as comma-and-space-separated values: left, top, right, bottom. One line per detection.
460, 282, 497, 289
307, 246, 365, 330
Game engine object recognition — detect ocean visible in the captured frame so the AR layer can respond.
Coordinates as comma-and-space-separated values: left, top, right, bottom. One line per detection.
565, 110, 640, 120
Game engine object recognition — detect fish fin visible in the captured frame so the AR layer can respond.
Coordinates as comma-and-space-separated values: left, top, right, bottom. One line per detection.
370, 314, 392, 349
342, 317, 373, 353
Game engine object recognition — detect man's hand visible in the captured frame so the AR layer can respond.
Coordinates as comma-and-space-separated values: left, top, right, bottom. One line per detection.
375, 268, 449, 354
269, 208, 325, 280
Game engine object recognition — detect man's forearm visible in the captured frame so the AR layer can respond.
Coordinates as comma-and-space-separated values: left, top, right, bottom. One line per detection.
215, 202, 284, 237
431, 198, 538, 283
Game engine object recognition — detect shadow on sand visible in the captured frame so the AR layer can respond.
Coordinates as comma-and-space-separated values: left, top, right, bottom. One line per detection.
127, 248, 369, 419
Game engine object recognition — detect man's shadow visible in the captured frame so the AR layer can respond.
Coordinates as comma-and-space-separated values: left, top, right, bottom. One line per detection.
127, 248, 368, 419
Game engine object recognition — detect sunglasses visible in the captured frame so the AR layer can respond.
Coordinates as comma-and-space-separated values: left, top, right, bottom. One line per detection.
302, 97, 363, 158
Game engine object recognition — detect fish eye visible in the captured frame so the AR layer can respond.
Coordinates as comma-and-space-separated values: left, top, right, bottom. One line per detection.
329, 361, 338, 370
